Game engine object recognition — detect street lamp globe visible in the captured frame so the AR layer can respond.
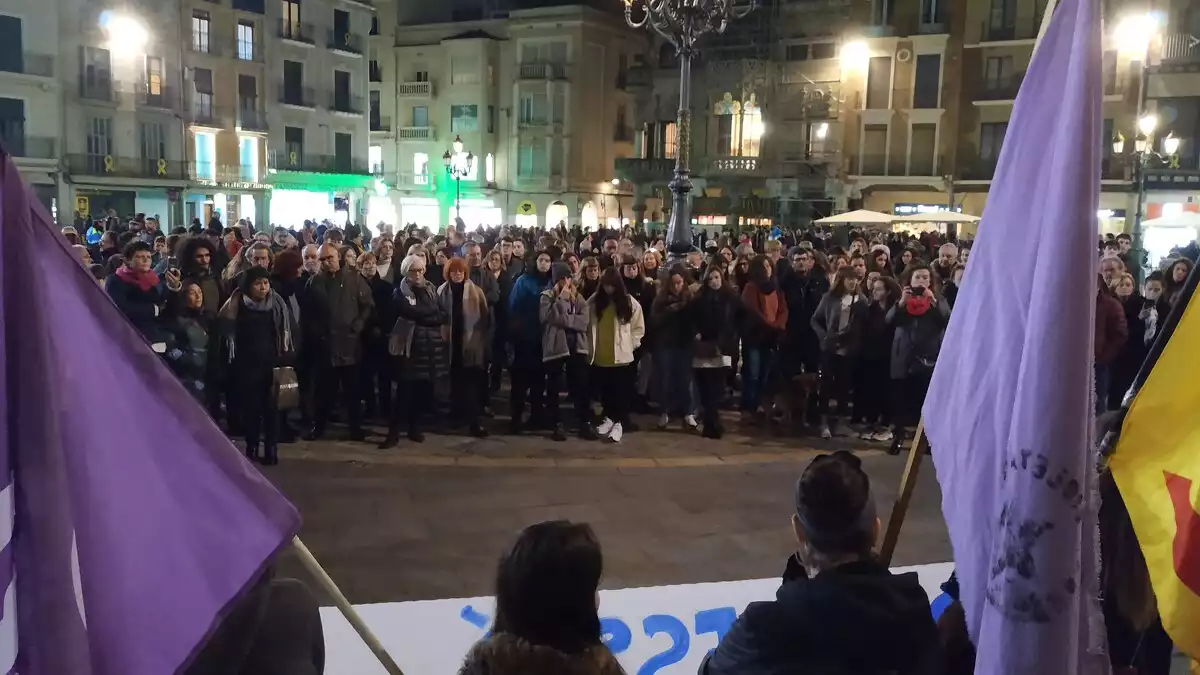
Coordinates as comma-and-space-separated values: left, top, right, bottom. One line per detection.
1137, 113, 1158, 136
839, 41, 870, 71
452, 136, 464, 155
442, 150, 452, 169
1163, 133, 1181, 156
465, 152, 475, 172
1113, 13, 1158, 56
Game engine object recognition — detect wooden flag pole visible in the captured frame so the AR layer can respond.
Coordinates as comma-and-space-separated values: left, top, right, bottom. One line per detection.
291, 536, 406, 675
877, 420, 929, 567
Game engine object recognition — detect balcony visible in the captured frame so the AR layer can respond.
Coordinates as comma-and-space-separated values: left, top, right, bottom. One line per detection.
237, 107, 268, 132
278, 20, 316, 45
972, 19, 1037, 45
959, 157, 999, 181
398, 126, 434, 141
706, 156, 761, 175
974, 73, 1024, 102
188, 102, 226, 128
278, 85, 316, 109
328, 30, 364, 55
233, 39, 265, 63
518, 62, 567, 80
192, 162, 262, 184
518, 116, 550, 130
65, 154, 188, 180
329, 93, 364, 115
268, 153, 369, 174
394, 172, 432, 186
0, 52, 54, 78
189, 38, 220, 56
1160, 34, 1200, 64
134, 82, 180, 110
78, 76, 117, 103
615, 157, 674, 182
5, 136, 56, 160
397, 81, 432, 97
625, 65, 653, 89
370, 116, 392, 132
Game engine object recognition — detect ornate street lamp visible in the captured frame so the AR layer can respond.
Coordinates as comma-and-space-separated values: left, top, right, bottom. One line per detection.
442, 134, 474, 226
624, 0, 756, 261
1114, 113, 1182, 284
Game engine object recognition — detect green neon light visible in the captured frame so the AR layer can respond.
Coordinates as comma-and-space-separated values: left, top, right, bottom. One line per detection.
266, 170, 377, 191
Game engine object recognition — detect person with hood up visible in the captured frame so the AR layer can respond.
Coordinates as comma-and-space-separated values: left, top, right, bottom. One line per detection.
457, 521, 625, 675
540, 262, 596, 442
508, 249, 553, 435
440, 256, 492, 438
701, 451, 941, 675
382, 253, 448, 448
218, 266, 297, 465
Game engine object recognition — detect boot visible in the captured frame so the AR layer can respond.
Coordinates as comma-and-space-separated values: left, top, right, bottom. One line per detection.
407, 427, 426, 443
888, 428, 906, 456
577, 423, 599, 440
261, 444, 279, 466
378, 428, 401, 449
244, 443, 260, 463
551, 424, 568, 442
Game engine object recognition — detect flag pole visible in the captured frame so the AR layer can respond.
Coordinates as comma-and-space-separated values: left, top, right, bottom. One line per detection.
877, 0, 1062, 567
1100, 256, 1200, 455
291, 536, 406, 675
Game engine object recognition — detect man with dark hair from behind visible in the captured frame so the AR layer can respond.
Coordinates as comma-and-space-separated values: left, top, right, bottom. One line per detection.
702, 451, 942, 675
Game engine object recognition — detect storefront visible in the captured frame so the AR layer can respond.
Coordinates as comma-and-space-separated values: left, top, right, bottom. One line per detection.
513, 200, 538, 229
398, 196, 440, 231
185, 180, 269, 230
449, 198, 502, 230
266, 171, 374, 229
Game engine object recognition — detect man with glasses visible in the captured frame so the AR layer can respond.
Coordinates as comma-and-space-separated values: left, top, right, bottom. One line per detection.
381, 254, 448, 448
299, 243, 374, 442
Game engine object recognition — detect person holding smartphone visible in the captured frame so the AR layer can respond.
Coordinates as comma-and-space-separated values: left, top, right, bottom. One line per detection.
886, 263, 950, 455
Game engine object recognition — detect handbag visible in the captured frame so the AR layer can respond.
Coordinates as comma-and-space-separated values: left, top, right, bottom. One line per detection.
272, 366, 300, 411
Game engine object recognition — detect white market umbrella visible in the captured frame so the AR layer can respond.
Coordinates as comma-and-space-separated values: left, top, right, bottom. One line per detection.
814, 209, 895, 224
1141, 211, 1200, 228
892, 211, 981, 223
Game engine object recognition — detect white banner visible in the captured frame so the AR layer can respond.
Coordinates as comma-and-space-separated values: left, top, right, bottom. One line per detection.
322, 562, 954, 675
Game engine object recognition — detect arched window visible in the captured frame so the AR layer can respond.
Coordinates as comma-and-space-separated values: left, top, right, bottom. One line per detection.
546, 200, 569, 228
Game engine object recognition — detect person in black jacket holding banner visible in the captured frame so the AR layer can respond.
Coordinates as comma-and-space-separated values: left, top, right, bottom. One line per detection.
701, 451, 941, 675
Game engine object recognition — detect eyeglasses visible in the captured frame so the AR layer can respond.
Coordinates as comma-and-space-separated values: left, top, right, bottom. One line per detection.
408, 268, 426, 275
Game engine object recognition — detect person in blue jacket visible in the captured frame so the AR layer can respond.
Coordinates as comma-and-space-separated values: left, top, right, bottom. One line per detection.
105, 241, 182, 345
508, 249, 553, 434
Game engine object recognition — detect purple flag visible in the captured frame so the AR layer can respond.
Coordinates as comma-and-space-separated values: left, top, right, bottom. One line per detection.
0, 151, 300, 673
921, 0, 1108, 671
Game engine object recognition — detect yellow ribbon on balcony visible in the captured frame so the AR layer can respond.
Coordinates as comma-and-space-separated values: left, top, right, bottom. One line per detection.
345, 32, 352, 45
288, 151, 298, 166
103, 155, 114, 173
156, 158, 168, 176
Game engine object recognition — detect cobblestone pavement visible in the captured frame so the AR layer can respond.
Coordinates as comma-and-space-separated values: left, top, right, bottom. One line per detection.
267, 417, 951, 604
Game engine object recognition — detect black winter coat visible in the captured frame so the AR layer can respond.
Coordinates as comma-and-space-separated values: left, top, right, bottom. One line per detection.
299, 268, 374, 367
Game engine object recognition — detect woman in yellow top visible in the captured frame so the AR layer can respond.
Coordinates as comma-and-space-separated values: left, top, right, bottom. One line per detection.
586, 267, 646, 443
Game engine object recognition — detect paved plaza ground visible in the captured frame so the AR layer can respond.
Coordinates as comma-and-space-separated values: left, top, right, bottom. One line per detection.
266, 417, 952, 604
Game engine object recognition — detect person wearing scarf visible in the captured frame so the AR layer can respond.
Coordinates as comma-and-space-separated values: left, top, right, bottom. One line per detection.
885, 263, 949, 454
218, 266, 296, 465
739, 255, 788, 422
439, 257, 491, 438
383, 253, 449, 448
163, 281, 214, 404
105, 240, 181, 344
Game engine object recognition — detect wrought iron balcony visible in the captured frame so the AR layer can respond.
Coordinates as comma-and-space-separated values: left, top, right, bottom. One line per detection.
614, 157, 674, 182
66, 154, 188, 179
398, 126, 434, 141
1160, 33, 1200, 64
268, 152, 369, 174
975, 73, 1024, 101
4, 135, 56, 159
233, 38, 265, 62
134, 82, 180, 110
278, 20, 316, 45
0, 52, 54, 77
329, 93, 364, 115
278, 85, 316, 108
370, 116, 392, 132
706, 156, 761, 175
78, 75, 117, 103
328, 30, 364, 54
237, 107, 268, 131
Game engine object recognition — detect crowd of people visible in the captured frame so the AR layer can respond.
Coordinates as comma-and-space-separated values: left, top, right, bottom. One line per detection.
66, 208, 1193, 464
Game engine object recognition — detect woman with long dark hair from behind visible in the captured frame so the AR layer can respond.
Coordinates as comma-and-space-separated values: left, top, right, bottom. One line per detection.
588, 267, 645, 443
458, 521, 624, 675
855, 276, 900, 442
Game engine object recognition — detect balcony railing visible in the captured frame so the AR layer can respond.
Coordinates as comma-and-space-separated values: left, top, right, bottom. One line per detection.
625, 65, 653, 88
78, 76, 117, 103
189, 38, 220, 56
615, 157, 674, 181
4, 135, 56, 159
0, 52, 54, 78
394, 171, 431, 186
976, 20, 1037, 43
278, 85, 316, 108
976, 73, 1024, 101
65, 154, 188, 179
1160, 33, 1200, 64
192, 162, 262, 183
707, 156, 761, 174
268, 152, 370, 174
329, 93, 364, 114
134, 82, 180, 110
328, 30, 364, 54
398, 126, 434, 140
370, 116, 392, 132
397, 81, 432, 97
278, 20, 316, 44
237, 107, 268, 131
369, 62, 382, 82
188, 101, 226, 127
518, 62, 567, 80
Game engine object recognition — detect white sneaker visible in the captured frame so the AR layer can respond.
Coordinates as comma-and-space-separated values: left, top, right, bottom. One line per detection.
819, 425, 832, 440
684, 414, 699, 430
657, 414, 670, 429
608, 422, 624, 443
873, 429, 894, 442
596, 418, 615, 437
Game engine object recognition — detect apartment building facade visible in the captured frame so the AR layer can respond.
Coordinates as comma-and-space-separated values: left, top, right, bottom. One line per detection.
181, 0, 271, 227
0, 0, 60, 215
371, 3, 640, 230
265, 0, 375, 226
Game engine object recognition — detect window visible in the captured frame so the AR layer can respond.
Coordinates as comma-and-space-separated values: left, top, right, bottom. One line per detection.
716, 114, 733, 156
811, 43, 836, 59
989, 0, 1016, 33
412, 105, 428, 127
488, 105, 495, 134
86, 117, 112, 172
193, 68, 213, 117
862, 124, 887, 174
412, 151, 428, 183
282, 0, 301, 31
484, 153, 494, 183
521, 41, 567, 63
616, 104, 627, 134
979, 122, 1007, 161
909, 123, 937, 175
985, 56, 1014, 89
140, 121, 165, 161
369, 90, 380, 123
0, 98, 23, 154
334, 70, 351, 108
194, 132, 216, 180
913, 54, 941, 109
866, 56, 891, 109
239, 136, 259, 182
451, 104, 478, 132
0, 16, 23, 74
519, 91, 547, 123
1103, 50, 1117, 94
145, 56, 163, 96
920, 0, 943, 24
283, 60, 303, 104
192, 11, 211, 53
663, 121, 677, 159
415, 70, 429, 82
284, 126, 304, 165
238, 74, 257, 112
517, 141, 545, 177
369, 59, 381, 81
237, 20, 255, 61
334, 132, 351, 171
370, 15, 379, 35
786, 44, 809, 61
552, 86, 565, 124
369, 145, 383, 174
82, 46, 112, 95
451, 57, 479, 84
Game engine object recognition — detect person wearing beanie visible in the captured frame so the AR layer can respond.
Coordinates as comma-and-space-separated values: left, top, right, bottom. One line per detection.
702, 451, 940, 675
507, 250, 553, 434
218, 265, 297, 465
539, 262, 596, 441
439, 256, 491, 438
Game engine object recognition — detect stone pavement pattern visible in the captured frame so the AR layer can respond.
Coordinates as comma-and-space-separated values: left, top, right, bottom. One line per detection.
267, 424, 952, 604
